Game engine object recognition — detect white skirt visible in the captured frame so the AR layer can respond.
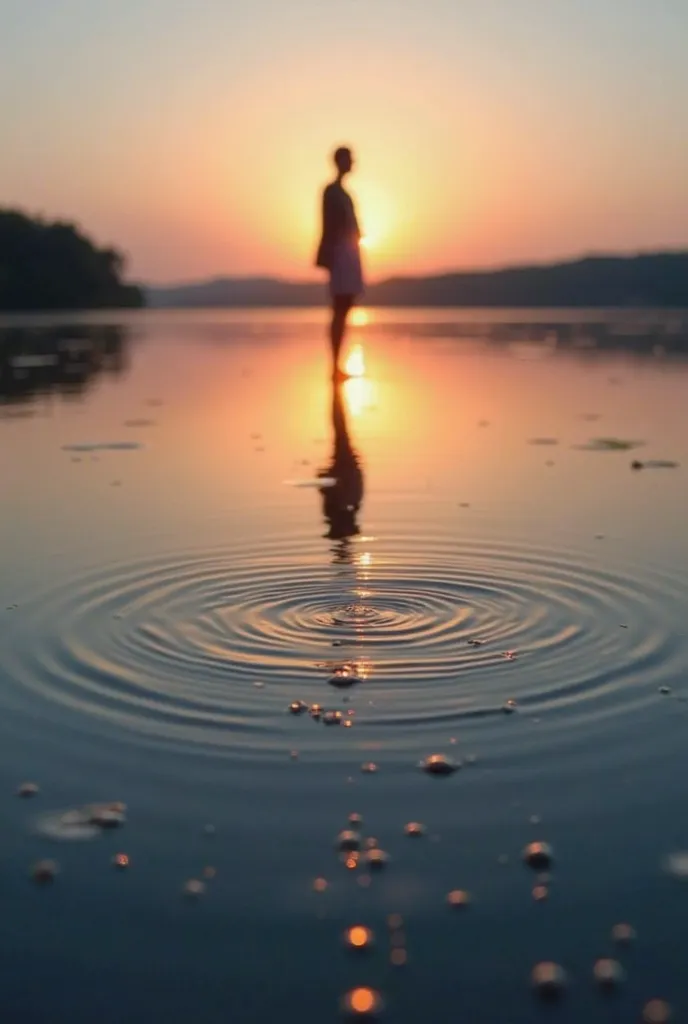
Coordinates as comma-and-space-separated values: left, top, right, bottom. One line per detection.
329, 243, 364, 298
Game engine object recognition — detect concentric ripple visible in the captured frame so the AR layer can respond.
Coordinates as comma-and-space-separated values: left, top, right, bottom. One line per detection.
1, 530, 686, 759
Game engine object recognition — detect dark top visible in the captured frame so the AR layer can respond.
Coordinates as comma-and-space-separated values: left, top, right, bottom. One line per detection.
315, 182, 360, 271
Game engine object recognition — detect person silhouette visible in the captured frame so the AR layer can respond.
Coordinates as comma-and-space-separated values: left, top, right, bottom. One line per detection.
318, 379, 364, 549
315, 146, 364, 381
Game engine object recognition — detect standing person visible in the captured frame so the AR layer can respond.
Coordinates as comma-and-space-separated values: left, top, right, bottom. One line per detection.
315, 146, 364, 381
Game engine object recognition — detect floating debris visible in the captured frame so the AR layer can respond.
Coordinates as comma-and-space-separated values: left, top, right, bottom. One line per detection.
361, 762, 378, 774
523, 841, 553, 870
404, 822, 426, 837
531, 962, 567, 999
343, 925, 374, 951
336, 830, 361, 852
34, 802, 126, 841
32, 859, 59, 883
340, 987, 384, 1018
183, 879, 206, 898
419, 754, 460, 775
502, 651, 518, 661
447, 889, 470, 909
631, 460, 679, 470
112, 853, 130, 870
323, 710, 343, 726
17, 782, 39, 798
290, 750, 299, 760
575, 437, 644, 452
643, 1000, 673, 1023
253, 681, 265, 689
288, 700, 308, 715
363, 848, 390, 870
348, 813, 363, 827
611, 922, 636, 945
659, 686, 672, 696
593, 958, 624, 989
502, 699, 518, 713
328, 667, 362, 688
61, 442, 142, 452
467, 638, 485, 647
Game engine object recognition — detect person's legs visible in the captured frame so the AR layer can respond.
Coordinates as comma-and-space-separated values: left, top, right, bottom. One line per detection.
330, 294, 353, 376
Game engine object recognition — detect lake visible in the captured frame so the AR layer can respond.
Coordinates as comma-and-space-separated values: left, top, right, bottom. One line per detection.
1, 307, 688, 1023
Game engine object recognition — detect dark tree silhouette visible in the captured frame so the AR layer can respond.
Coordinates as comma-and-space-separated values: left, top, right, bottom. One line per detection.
0, 209, 144, 311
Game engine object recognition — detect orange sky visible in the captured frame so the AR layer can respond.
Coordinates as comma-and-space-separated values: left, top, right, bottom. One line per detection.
1, 1, 687, 283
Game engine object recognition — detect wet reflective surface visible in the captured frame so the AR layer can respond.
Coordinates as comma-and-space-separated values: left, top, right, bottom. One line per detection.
1, 308, 688, 1022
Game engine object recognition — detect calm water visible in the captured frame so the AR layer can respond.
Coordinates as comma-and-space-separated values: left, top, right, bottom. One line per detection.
1, 308, 688, 1023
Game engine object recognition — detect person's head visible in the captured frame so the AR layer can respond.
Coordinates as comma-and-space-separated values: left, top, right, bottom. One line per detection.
333, 146, 354, 177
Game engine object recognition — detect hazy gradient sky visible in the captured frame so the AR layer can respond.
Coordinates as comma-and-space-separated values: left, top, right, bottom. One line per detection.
0, 0, 686, 283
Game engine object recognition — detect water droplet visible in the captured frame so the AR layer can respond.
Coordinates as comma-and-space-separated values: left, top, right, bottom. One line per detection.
502, 699, 518, 713
404, 822, 426, 837
523, 841, 553, 869
447, 889, 471, 908
361, 762, 378, 774
336, 830, 361, 852
329, 667, 362, 688
593, 958, 624, 989
363, 848, 389, 870
643, 999, 673, 1023
343, 925, 374, 951
532, 885, 548, 902
183, 879, 206, 898
611, 922, 636, 945
419, 754, 460, 775
340, 987, 384, 1017
112, 853, 130, 870
289, 700, 308, 715
323, 710, 343, 725
17, 781, 39, 798
32, 859, 59, 884
531, 962, 567, 999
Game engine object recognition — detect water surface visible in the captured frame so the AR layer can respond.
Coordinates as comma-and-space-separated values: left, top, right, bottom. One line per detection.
1, 309, 688, 1023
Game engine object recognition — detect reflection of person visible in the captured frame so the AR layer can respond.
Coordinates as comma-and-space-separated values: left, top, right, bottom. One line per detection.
315, 146, 364, 381
318, 381, 363, 543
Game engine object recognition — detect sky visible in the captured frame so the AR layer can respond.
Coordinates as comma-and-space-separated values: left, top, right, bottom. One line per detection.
0, 0, 686, 284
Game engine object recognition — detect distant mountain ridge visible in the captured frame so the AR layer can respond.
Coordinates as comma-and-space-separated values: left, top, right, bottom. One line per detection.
146, 253, 688, 308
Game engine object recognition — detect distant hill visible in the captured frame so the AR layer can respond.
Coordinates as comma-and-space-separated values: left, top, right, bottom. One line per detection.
0, 208, 144, 312
147, 253, 688, 308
